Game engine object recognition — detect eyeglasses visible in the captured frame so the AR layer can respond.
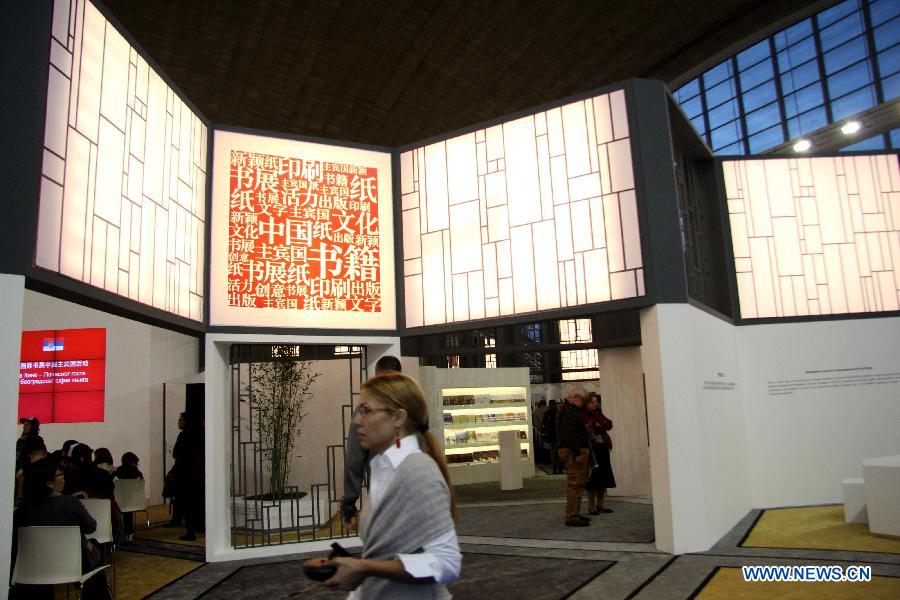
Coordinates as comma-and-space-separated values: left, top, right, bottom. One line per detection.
352, 404, 394, 419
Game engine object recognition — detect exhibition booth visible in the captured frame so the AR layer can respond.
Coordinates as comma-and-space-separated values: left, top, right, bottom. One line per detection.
2, 0, 899, 575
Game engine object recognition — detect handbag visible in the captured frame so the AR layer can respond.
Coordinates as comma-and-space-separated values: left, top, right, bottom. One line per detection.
162, 467, 177, 498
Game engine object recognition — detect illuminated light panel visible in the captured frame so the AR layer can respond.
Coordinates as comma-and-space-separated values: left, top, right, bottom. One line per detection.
723, 155, 900, 319
35, 0, 206, 321
401, 89, 644, 327
210, 131, 395, 329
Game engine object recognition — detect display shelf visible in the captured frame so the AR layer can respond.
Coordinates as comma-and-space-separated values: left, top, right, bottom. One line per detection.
442, 402, 526, 411
443, 421, 528, 430
445, 440, 530, 451
421, 366, 535, 485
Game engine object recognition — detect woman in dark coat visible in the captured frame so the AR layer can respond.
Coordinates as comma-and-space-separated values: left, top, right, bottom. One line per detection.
173, 412, 204, 540
581, 392, 616, 514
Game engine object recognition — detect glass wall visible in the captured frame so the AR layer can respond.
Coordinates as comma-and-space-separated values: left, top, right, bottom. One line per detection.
673, 0, 900, 154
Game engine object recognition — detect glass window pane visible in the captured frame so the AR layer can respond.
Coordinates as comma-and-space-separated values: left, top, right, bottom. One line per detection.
890, 128, 900, 149
745, 102, 780, 135
823, 36, 868, 74
777, 37, 817, 72
839, 134, 886, 151
708, 99, 740, 128
878, 44, 900, 77
703, 61, 734, 88
710, 120, 743, 150
869, 0, 900, 27
704, 77, 737, 108
817, 0, 860, 29
675, 79, 700, 101
827, 60, 873, 99
716, 141, 746, 155
883, 71, 900, 100
680, 95, 703, 119
743, 82, 778, 112
748, 124, 785, 153
830, 85, 877, 120
774, 19, 814, 50
740, 59, 775, 90
784, 83, 824, 117
787, 106, 827, 138
690, 115, 707, 136
873, 17, 900, 51
819, 11, 865, 51
737, 40, 771, 71
781, 60, 820, 94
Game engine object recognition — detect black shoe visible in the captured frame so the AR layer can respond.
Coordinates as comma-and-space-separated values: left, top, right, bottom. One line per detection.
577, 515, 591, 523
565, 520, 589, 527
178, 533, 197, 541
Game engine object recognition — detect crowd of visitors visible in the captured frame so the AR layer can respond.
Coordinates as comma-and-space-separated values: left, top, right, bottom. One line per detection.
12, 417, 147, 598
535, 385, 617, 526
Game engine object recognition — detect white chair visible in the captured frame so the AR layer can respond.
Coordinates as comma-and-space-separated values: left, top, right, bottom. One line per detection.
80, 498, 113, 545
12, 526, 109, 598
80, 497, 116, 596
114, 478, 150, 529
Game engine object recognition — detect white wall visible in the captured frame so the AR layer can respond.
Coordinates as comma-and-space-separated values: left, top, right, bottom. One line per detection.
739, 316, 900, 507
642, 304, 900, 555
20, 290, 200, 504
0, 275, 26, 584
640, 304, 750, 554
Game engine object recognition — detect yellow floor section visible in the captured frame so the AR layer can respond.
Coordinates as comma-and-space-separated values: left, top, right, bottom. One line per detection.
49, 550, 200, 600
742, 505, 900, 554
696, 567, 900, 599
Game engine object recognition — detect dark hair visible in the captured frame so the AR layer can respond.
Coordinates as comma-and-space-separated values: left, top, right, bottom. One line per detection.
62, 439, 79, 455
22, 435, 47, 455
94, 447, 114, 465
362, 372, 457, 520
20, 417, 40, 434
22, 459, 57, 502
374, 355, 402, 374
121, 452, 139, 466
71, 443, 93, 463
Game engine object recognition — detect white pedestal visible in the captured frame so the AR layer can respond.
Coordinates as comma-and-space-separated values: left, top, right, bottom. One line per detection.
862, 454, 900, 538
499, 430, 523, 490
841, 478, 867, 523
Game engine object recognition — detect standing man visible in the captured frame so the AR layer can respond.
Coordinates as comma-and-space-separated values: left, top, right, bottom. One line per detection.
556, 384, 591, 527
340, 355, 402, 530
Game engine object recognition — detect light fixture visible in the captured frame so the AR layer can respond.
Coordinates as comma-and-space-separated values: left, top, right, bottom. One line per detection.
840, 120, 861, 135
793, 139, 812, 152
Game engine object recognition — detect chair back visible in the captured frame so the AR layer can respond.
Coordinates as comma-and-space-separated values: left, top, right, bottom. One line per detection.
80, 498, 114, 544
12, 526, 83, 585
114, 478, 147, 512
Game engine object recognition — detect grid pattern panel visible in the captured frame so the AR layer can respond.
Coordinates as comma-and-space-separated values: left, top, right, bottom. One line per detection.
36, 0, 207, 321
674, 0, 900, 154
724, 154, 900, 318
401, 90, 644, 328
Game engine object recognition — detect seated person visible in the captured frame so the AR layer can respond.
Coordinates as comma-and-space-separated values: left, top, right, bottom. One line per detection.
14, 436, 50, 506
113, 452, 144, 541
93, 448, 115, 474
13, 461, 111, 599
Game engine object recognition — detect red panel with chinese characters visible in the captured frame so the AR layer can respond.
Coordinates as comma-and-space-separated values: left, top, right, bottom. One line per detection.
227, 151, 382, 313
18, 328, 106, 423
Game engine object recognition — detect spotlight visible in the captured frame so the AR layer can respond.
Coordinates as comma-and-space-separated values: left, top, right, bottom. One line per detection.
841, 120, 861, 135
793, 139, 812, 152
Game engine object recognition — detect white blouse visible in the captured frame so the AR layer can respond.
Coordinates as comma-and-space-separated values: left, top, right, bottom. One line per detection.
347, 434, 461, 597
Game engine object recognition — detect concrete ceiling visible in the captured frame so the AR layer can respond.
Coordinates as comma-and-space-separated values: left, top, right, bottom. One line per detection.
101, 0, 824, 147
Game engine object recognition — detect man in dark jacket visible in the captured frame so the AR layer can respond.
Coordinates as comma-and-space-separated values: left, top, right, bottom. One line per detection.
340, 355, 402, 530
556, 384, 591, 526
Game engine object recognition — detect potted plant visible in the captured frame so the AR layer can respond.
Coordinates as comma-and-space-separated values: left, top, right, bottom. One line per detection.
246, 358, 321, 500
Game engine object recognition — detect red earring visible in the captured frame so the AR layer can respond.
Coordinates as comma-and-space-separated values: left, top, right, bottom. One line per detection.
395, 436, 401, 448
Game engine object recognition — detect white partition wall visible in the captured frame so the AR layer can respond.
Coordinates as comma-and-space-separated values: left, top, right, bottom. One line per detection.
400, 89, 645, 328
642, 303, 900, 554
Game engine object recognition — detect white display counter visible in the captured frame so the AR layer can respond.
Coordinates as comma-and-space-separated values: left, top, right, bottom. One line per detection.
862, 454, 900, 538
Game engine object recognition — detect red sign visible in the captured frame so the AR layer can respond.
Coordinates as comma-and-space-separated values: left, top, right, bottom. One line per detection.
227, 150, 382, 312
18, 328, 106, 423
